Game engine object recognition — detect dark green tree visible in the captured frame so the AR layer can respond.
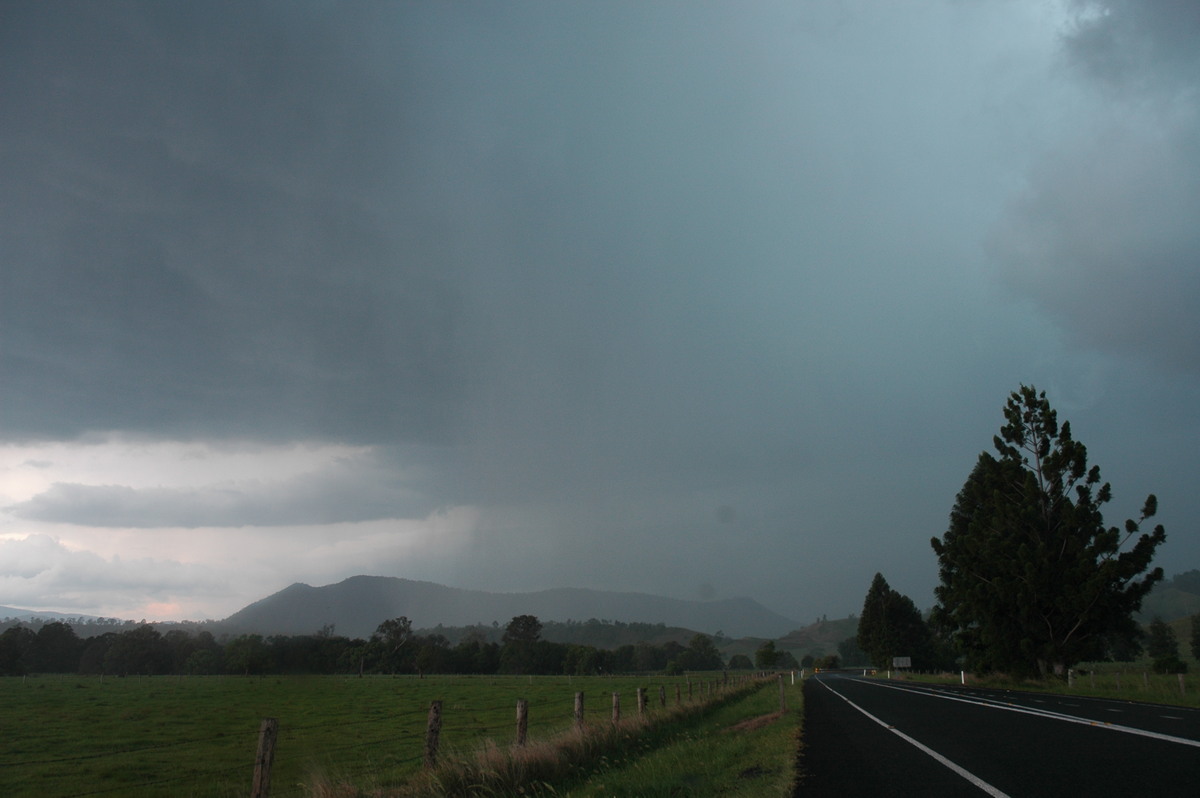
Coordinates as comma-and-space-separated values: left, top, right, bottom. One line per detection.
1145, 617, 1177, 660
499, 615, 543, 674
857, 573, 935, 670
931, 385, 1166, 678
183, 647, 224, 675
563, 644, 603, 675
78, 632, 117, 674
414, 634, 454, 674
104, 625, 172, 675
1146, 617, 1185, 674
33, 622, 82, 673
838, 635, 869, 667
727, 654, 753, 670
754, 640, 780, 670
858, 573, 892, 668
670, 633, 724, 672
224, 634, 270, 675
1191, 614, 1200, 661
0, 626, 36, 675
374, 616, 413, 673
502, 615, 542, 645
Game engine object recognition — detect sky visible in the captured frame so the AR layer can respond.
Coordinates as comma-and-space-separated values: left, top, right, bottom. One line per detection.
2, 0, 1198, 626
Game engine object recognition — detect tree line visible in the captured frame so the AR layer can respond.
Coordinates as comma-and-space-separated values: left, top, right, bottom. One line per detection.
856, 385, 1186, 679
0, 613, 796, 677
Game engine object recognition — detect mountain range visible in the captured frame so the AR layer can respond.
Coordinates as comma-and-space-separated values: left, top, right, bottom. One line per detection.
0, 606, 105, 623
219, 575, 800, 639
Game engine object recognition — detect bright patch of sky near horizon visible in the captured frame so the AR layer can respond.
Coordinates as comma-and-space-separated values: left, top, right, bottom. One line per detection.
2, 1, 1198, 624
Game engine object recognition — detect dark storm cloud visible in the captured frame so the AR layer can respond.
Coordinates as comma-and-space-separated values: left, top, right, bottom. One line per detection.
991, 0, 1200, 374
1, 2, 464, 444
6, 451, 434, 527
1065, 0, 1200, 88
5, 1, 1198, 621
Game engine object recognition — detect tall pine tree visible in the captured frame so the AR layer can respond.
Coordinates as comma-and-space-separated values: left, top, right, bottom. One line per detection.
931, 386, 1165, 678
857, 572, 934, 669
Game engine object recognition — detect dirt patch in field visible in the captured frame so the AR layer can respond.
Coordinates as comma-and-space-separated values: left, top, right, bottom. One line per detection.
727, 710, 784, 733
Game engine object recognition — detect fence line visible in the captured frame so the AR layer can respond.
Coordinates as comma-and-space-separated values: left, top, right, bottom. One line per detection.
6, 671, 775, 797
249, 671, 767, 796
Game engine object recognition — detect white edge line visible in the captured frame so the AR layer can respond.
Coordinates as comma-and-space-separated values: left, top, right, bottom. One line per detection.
817, 678, 1012, 798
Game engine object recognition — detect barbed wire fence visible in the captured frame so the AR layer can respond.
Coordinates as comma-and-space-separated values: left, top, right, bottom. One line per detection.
1, 672, 773, 797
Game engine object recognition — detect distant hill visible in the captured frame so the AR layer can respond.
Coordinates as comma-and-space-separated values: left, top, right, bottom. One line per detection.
714, 616, 859, 663
219, 576, 799, 640
1137, 569, 1200, 623
778, 616, 859, 660
0, 606, 106, 623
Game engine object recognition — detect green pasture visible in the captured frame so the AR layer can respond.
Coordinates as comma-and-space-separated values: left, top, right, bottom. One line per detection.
0, 673, 744, 797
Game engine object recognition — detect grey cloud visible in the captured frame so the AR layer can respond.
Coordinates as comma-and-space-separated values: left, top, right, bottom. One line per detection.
990, 124, 1200, 373
1, 2, 465, 444
4, 2, 1200, 620
991, 1, 1200, 375
0, 534, 227, 615
7, 455, 434, 527
1065, 0, 1200, 88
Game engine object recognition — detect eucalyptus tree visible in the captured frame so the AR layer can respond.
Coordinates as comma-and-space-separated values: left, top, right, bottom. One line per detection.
931, 385, 1165, 678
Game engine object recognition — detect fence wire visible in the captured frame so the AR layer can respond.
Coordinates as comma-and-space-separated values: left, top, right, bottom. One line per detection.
3, 674, 753, 796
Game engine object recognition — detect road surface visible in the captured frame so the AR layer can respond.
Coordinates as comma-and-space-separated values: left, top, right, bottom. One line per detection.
797, 673, 1200, 796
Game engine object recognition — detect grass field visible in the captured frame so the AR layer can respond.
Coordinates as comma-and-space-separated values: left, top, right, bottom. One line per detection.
0, 672, 791, 797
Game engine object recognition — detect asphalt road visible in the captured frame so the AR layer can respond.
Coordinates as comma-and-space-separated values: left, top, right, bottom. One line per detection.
797, 673, 1200, 797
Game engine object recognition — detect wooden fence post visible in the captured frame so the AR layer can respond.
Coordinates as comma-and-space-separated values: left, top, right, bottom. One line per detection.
424, 701, 443, 769
637, 687, 647, 716
658, 685, 666, 708
1180, 673, 1187, 695
611, 692, 620, 724
251, 717, 278, 798
674, 684, 681, 705
516, 699, 528, 746
574, 691, 585, 730
778, 674, 787, 712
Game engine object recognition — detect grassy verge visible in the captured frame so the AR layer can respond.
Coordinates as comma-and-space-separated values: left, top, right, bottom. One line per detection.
554, 676, 802, 797
323, 675, 803, 797
898, 663, 1199, 708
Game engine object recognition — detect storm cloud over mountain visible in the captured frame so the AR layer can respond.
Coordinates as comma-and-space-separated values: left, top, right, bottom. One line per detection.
2, 1, 1198, 622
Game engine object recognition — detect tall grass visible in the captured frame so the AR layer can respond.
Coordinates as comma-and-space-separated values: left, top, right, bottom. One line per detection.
310, 675, 799, 797
558, 676, 802, 797
904, 660, 1199, 708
